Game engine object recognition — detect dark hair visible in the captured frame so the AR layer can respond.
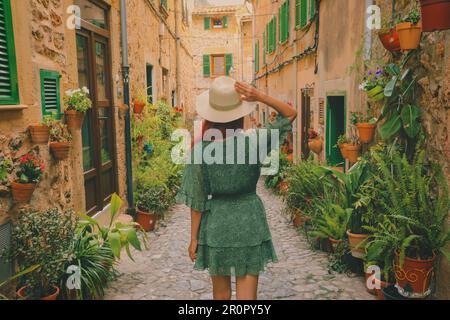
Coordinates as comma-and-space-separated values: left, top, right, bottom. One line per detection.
192, 117, 244, 147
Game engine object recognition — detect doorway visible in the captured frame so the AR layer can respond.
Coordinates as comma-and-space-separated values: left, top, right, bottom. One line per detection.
75, 0, 116, 215
301, 90, 311, 160
326, 96, 346, 166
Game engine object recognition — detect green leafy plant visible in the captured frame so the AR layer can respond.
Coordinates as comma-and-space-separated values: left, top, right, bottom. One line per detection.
5, 208, 76, 299
49, 120, 73, 142
136, 184, 172, 215
64, 87, 92, 113
0, 265, 40, 300
350, 112, 377, 125
15, 153, 45, 184
309, 201, 353, 241
0, 158, 12, 182
396, 6, 421, 25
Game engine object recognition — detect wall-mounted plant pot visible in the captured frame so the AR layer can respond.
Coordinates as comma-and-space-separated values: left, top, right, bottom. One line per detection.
420, 0, 450, 32
308, 138, 323, 154
366, 85, 385, 101
394, 251, 435, 298
396, 22, 422, 50
133, 101, 145, 114
29, 125, 50, 144
338, 143, 349, 159
346, 144, 361, 163
136, 208, 157, 232
17, 285, 60, 300
347, 230, 368, 259
65, 110, 85, 130
11, 181, 36, 203
378, 28, 401, 52
49, 141, 71, 160
356, 123, 377, 144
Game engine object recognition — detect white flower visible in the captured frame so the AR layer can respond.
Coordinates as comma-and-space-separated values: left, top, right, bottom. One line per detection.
82, 86, 89, 94
65, 89, 73, 96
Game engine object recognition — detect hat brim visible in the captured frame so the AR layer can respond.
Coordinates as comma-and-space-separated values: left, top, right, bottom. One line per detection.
196, 90, 257, 123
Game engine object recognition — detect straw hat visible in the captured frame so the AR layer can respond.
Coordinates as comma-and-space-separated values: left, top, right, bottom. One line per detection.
196, 76, 257, 123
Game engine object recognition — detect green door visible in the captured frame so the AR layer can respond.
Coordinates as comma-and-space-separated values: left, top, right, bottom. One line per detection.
326, 96, 345, 166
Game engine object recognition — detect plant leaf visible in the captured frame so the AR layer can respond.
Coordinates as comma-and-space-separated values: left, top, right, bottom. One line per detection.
108, 231, 121, 259
379, 112, 402, 141
401, 104, 421, 138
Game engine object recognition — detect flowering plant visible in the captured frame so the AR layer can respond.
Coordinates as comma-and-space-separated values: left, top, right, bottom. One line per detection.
308, 129, 319, 140
49, 121, 72, 143
64, 87, 92, 113
359, 67, 389, 92
16, 153, 44, 184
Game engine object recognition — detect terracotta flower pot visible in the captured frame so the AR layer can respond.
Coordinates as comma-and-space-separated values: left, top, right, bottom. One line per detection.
17, 285, 60, 300
378, 28, 401, 52
65, 110, 85, 130
29, 125, 50, 144
49, 141, 71, 160
286, 153, 294, 163
420, 0, 450, 32
133, 101, 145, 114
394, 251, 435, 298
136, 208, 157, 232
396, 22, 422, 50
293, 210, 303, 228
347, 230, 368, 259
308, 138, 323, 154
328, 237, 342, 253
339, 143, 350, 159
346, 144, 361, 163
356, 123, 376, 144
278, 180, 289, 194
11, 181, 36, 203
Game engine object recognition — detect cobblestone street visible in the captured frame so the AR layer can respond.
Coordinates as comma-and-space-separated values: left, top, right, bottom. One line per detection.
105, 181, 374, 300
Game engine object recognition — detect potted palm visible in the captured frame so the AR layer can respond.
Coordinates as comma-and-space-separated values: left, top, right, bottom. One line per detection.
28, 115, 54, 144
7, 208, 76, 300
64, 87, 92, 130
11, 153, 45, 203
395, 7, 422, 50
49, 121, 72, 160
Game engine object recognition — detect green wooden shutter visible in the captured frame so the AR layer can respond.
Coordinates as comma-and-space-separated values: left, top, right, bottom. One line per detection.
0, 0, 19, 105
279, 1, 289, 43
300, 0, 308, 28
272, 17, 277, 52
262, 31, 266, 64
40, 70, 61, 117
278, 7, 282, 43
295, 0, 301, 28
204, 17, 210, 30
223, 16, 228, 28
225, 54, 233, 76
309, 0, 316, 20
203, 55, 210, 77
254, 41, 259, 73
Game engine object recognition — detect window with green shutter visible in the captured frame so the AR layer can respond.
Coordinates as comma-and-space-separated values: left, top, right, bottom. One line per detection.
204, 17, 211, 30
300, 0, 308, 28
309, 0, 316, 20
203, 55, 210, 77
267, 17, 276, 54
223, 16, 228, 28
262, 30, 266, 64
0, 0, 19, 105
40, 70, 61, 117
254, 41, 260, 73
295, 0, 301, 28
160, 0, 168, 10
225, 54, 233, 76
279, 0, 289, 44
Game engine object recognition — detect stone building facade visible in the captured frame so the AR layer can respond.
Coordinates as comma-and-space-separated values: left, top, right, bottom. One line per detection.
251, 0, 449, 299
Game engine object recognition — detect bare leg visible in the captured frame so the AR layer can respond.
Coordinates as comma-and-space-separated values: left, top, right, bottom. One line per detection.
211, 276, 232, 300
236, 275, 259, 300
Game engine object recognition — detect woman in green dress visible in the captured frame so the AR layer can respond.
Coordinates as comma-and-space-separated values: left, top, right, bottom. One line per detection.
176, 77, 297, 300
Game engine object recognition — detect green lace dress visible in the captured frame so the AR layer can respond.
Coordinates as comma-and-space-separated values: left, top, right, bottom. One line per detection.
176, 116, 292, 276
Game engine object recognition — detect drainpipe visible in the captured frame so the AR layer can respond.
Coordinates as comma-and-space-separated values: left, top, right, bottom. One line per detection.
293, 28, 298, 164
120, 0, 135, 214
175, 1, 182, 122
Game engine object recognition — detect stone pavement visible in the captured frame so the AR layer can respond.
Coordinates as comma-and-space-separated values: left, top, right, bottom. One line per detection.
105, 181, 374, 300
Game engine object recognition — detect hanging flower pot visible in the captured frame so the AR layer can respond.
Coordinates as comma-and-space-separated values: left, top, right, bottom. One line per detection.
133, 100, 146, 114
49, 142, 71, 160
136, 208, 157, 232
366, 85, 385, 101
396, 22, 422, 50
394, 251, 435, 298
278, 180, 289, 194
338, 143, 350, 159
420, 0, 450, 32
347, 230, 369, 259
356, 123, 377, 144
378, 28, 401, 52
346, 144, 361, 163
28, 125, 50, 144
17, 285, 60, 301
286, 153, 294, 163
64, 110, 85, 130
308, 138, 323, 154
11, 181, 36, 203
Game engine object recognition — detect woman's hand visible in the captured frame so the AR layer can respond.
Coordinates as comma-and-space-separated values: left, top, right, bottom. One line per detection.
235, 81, 262, 102
188, 239, 198, 262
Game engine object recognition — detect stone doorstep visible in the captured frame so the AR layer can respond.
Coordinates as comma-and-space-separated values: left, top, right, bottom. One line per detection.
116, 214, 134, 224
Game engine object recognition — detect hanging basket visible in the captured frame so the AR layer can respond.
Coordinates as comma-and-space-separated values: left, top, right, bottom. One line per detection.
308, 138, 323, 154
29, 125, 50, 144
65, 110, 85, 130
356, 123, 377, 144
396, 22, 422, 50
49, 141, 71, 160
11, 181, 36, 203
378, 28, 401, 52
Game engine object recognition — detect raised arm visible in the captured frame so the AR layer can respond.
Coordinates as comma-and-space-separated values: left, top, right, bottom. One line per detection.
235, 81, 297, 122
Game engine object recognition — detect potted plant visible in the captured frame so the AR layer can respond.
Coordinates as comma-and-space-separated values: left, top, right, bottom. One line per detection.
11, 153, 44, 203
395, 7, 422, 50
346, 136, 361, 164
366, 150, 450, 299
378, 17, 401, 52
6, 208, 76, 300
49, 120, 72, 160
135, 185, 169, 232
307, 129, 322, 154
64, 87, 92, 130
336, 135, 349, 159
359, 66, 389, 102
351, 112, 378, 144
419, 0, 450, 32
133, 96, 147, 114
28, 115, 54, 144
